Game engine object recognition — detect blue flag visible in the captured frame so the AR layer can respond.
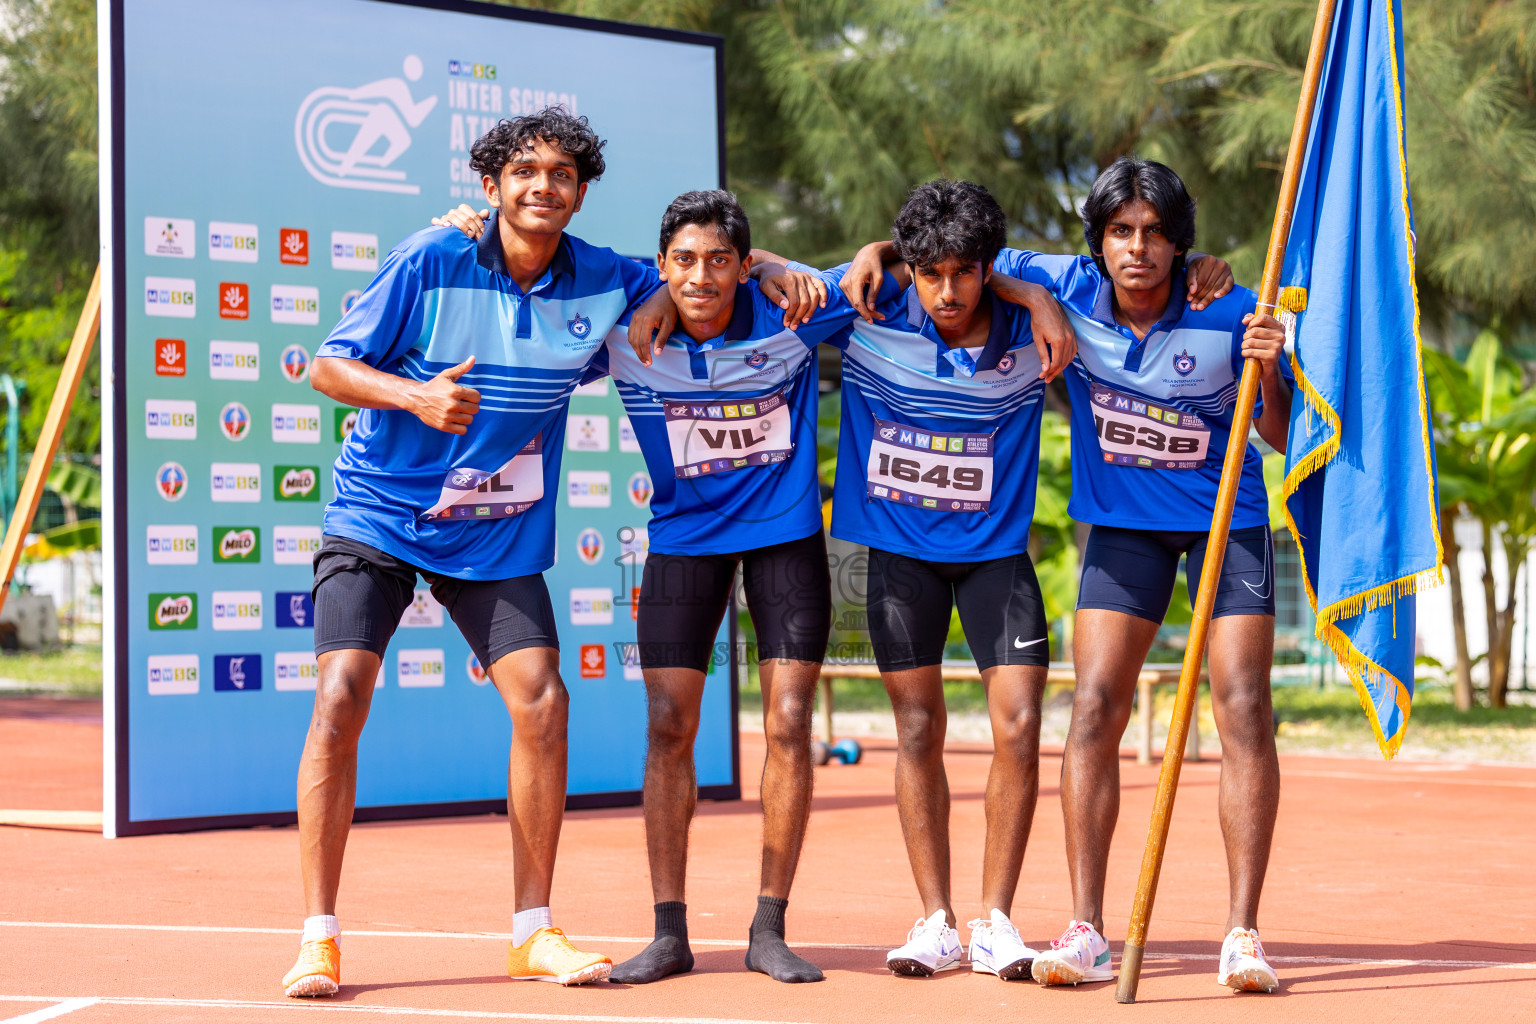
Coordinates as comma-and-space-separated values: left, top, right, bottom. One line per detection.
1279, 0, 1442, 758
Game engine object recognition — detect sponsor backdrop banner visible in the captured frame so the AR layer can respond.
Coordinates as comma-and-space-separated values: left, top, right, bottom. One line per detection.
103, 0, 733, 834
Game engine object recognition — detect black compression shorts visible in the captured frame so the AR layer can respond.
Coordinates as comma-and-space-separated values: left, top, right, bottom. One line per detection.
866, 547, 1050, 672
637, 530, 831, 671
312, 534, 558, 669
1076, 524, 1276, 622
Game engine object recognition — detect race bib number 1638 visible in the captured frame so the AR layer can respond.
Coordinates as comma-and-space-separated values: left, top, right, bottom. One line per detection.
1089, 382, 1210, 470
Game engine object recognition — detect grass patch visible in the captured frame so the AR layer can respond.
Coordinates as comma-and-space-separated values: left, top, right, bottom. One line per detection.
1272, 683, 1536, 728
0, 645, 103, 694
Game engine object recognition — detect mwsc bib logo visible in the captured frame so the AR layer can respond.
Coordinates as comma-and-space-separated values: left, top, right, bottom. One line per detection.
295, 56, 437, 195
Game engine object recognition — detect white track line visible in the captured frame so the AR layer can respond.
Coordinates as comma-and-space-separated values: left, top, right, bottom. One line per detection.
0, 921, 873, 950
2, 921, 1533, 970
0, 996, 815, 1024
0, 999, 98, 1024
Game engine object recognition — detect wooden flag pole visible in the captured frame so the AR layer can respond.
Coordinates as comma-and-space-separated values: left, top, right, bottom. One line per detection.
1115, 0, 1338, 1003
0, 265, 102, 616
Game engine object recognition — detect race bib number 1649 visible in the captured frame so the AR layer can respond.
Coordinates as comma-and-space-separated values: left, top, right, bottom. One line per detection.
865, 416, 994, 513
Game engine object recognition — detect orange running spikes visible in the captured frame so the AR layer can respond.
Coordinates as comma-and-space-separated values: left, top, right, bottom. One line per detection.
507, 927, 612, 985
283, 936, 340, 998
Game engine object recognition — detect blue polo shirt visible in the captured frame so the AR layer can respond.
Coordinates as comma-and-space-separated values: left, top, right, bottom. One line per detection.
993, 250, 1287, 531
317, 214, 659, 579
822, 264, 1048, 562
594, 277, 862, 555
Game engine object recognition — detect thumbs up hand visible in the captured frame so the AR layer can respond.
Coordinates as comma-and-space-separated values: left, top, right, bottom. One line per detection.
408, 356, 481, 434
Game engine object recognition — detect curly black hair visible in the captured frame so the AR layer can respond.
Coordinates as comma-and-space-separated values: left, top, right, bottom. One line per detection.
658, 190, 751, 260
1081, 157, 1197, 272
469, 107, 607, 184
891, 179, 1007, 270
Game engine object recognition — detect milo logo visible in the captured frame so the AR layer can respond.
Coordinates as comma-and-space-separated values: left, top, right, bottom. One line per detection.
274, 465, 320, 502
148, 592, 197, 630
213, 526, 261, 563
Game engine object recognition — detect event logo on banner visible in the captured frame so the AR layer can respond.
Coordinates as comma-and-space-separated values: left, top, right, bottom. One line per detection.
272, 525, 322, 565
145, 524, 197, 564
147, 654, 199, 696
294, 55, 438, 194
210, 340, 260, 381
214, 654, 263, 691
274, 651, 320, 691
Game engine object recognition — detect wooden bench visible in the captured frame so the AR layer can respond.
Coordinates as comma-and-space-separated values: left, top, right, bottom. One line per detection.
814, 663, 1205, 764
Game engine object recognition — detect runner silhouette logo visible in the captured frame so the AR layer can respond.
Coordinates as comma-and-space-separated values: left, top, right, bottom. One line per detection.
294, 55, 437, 195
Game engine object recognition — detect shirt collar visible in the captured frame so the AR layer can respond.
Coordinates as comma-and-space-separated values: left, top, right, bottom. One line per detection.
474, 210, 575, 294
904, 284, 1014, 376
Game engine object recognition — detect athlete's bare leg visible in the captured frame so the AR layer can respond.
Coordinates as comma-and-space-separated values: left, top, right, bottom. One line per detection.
979, 664, 1049, 916
1059, 608, 1161, 933
883, 665, 955, 926
609, 666, 704, 983
757, 658, 819, 899
747, 657, 825, 982
485, 645, 568, 912
298, 649, 383, 918
1206, 614, 1279, 932
639, 667, 706, 904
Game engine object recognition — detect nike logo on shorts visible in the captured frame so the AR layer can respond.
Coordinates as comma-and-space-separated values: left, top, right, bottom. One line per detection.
1243, 527, 1274, 599
1014, 637, 1045, 649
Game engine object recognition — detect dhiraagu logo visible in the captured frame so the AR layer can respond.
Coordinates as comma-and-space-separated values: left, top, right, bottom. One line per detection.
148, 592, 197, 630
274, 465, 320, 501
212, 526, 260, 563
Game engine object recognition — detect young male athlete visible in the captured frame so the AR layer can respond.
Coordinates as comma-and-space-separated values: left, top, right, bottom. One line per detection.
434, 189, 861, 984
830, 182, 1236, 981
824, 180, 1059, 979
973, 158, 1288, 992
282, 109, 662, 997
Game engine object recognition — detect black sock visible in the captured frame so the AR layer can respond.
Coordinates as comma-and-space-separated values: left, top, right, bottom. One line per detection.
609, 902, 694, 984
745, 896, 823, 983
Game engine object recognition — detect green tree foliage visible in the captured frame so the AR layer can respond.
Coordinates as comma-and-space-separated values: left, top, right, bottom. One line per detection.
0, 0, 100, 458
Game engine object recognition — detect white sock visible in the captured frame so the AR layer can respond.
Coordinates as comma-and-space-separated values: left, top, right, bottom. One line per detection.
512, 907, 552, 946
302, 915, 340, 944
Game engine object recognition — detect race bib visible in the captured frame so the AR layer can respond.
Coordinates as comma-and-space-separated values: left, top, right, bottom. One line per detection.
1089, 382, 1210, 469
665, 390, 794, 478
421, 434, 544, 522
866, 416, 994, 513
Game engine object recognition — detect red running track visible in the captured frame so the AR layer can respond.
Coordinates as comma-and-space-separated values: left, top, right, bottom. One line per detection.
1, 696, 1533, 1022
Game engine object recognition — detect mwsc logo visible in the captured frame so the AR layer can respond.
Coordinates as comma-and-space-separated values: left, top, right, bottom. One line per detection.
294, 56, 437, 195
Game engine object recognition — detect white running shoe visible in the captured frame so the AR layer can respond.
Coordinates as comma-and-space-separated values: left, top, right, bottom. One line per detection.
967, 909, 1040, 981
886, 910, 963, 977
1217, 927, 1278, 992
1030, 920, 1113, 985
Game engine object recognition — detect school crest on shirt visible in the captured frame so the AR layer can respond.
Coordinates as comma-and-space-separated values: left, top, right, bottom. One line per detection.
1172, 349, 1196, 377
995, 353, 1016, 376
745, 349, 768, 369
567, 315, 592, 339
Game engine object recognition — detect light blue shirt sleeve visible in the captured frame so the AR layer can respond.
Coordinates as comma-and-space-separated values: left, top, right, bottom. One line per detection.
992, 248, 1080, 291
